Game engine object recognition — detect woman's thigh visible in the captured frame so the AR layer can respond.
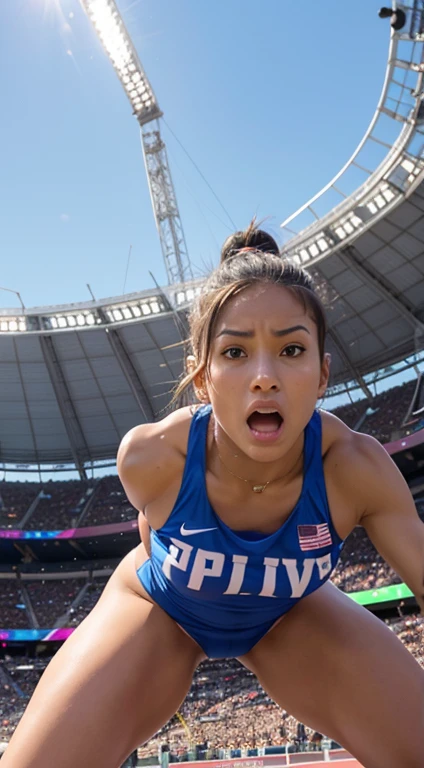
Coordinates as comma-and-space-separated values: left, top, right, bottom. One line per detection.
2, 548, 205, 768
239, 581, 424, 768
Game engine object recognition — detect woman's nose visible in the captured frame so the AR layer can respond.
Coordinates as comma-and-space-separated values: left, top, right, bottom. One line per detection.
249, 359, 280, 392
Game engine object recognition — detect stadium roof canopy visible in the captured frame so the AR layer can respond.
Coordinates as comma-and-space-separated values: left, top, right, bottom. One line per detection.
1, 1, 424, 473
0, 285, 195, 473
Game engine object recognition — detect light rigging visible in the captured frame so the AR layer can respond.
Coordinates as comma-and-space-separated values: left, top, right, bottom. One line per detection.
79, 0, 193, 286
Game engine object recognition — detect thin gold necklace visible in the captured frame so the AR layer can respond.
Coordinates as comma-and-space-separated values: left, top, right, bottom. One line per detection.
215, 448, 274, 493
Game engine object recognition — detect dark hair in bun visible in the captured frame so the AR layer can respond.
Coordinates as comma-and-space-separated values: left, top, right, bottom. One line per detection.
220, 221, 279, 262
174, 220, 328, 403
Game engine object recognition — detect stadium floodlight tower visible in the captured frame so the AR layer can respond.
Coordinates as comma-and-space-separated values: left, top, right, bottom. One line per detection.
80, 0, 193, 286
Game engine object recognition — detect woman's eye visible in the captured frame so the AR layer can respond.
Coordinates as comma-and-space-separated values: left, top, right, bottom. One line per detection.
223, 347, 246, 359
282, 344, 304, 358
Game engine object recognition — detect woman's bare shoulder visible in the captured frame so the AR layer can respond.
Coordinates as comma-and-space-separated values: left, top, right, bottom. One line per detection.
117, 405, 199, 510
319, 407, 354, 455
118, 405, 196, 457
319, 406, 380, 454
319, 408, 368, 536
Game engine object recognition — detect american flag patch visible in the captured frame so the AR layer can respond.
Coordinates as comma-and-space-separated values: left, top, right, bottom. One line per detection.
298, 523, 332, 551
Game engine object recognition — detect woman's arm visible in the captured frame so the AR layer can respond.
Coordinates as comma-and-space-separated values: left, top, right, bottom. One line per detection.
330, 431, 424, 613
117, 409, 189, 542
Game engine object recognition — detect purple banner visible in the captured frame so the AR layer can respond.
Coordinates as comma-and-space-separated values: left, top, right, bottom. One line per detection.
384, 426, 424, 455
0, 628, 74, 641
0, 520, 138, 540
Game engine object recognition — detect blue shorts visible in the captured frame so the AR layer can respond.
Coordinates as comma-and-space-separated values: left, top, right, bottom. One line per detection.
137, 560, 284, 659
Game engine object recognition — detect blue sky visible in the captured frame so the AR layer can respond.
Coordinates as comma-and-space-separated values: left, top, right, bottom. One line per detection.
1, 0, 391, 310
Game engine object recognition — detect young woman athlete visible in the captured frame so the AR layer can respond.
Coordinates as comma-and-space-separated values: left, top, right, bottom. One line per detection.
3, 225, 424, 768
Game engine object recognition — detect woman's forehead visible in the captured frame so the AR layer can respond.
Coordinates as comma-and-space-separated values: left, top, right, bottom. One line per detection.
216, 283, 309, 328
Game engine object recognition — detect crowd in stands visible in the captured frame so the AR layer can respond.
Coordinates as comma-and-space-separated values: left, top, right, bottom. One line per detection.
0, 657, 45, 742
329, 379, 417, 442
0, 476, 137, 532
330, 525, 400, 593
0, 574, 113, 630
81, 475, 136, 527
388, 611, 423, 666
25, 481, 91, 531
0, 482, 40, 529
0, 611, 422, 749
14, 558, 117, 575
0, 582, 31, 629
326, 400, 363, 430
65, 578, 109, 627
25, 579, 87, 628
331, 498, 423, 593
354, 380, 417, 442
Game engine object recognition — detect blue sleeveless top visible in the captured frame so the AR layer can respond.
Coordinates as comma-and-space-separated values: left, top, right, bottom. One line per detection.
138, 406, 344, 643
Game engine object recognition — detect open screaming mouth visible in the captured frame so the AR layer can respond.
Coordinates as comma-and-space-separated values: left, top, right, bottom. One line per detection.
247, 411, 283, 433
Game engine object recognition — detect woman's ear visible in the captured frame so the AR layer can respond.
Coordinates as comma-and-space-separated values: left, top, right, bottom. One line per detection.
186, 355, 209, 403
318, 352, 331, 399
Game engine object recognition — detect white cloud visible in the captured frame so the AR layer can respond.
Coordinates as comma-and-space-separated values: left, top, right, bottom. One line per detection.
60, 213, 70, 223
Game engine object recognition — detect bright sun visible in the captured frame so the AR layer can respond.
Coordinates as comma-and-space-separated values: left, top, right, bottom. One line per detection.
36, 0, 74, 32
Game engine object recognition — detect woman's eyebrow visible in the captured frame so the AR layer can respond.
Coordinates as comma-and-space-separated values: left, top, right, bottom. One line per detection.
215, 325, 311, 338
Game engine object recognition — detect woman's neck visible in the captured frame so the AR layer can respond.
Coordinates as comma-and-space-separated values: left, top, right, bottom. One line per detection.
208, 414, 304, 493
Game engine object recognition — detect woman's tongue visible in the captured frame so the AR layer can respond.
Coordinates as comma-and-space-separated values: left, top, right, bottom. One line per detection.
248, 412, 282, 433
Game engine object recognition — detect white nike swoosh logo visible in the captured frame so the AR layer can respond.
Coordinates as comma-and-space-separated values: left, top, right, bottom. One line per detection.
180, 523, 217, 536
